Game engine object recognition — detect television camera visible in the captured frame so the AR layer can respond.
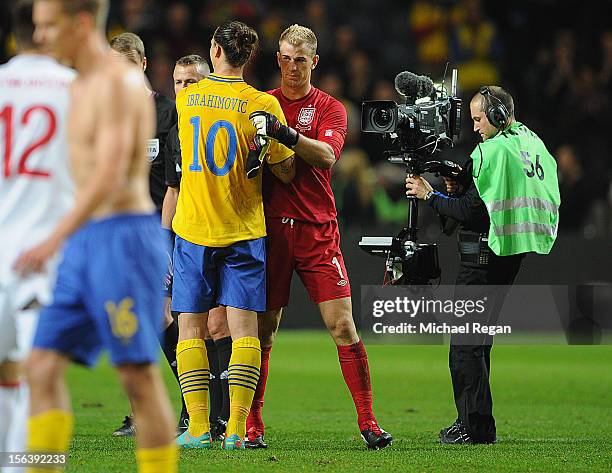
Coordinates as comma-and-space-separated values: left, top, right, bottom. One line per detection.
359, 68, 463, 284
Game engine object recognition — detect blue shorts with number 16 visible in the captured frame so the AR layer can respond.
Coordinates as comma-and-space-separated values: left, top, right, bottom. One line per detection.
33, 214, 167, 367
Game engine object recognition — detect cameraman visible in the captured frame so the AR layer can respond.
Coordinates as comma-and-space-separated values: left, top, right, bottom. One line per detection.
406, 86, 560, 444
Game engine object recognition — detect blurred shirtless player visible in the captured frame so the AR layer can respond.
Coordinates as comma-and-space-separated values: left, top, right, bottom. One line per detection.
14, 0, 177, 471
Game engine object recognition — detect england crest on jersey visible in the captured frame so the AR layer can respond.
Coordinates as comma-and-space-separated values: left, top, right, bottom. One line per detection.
297, 107, 316, 127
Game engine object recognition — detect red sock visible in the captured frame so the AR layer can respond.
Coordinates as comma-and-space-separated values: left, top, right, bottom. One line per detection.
337, 340, 376, 431
246, 345, 271, 435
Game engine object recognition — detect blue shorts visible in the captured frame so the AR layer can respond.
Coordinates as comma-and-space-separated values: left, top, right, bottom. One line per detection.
33, 214, 167, 367
162, 230, 175, 298
172, 236, 266, 313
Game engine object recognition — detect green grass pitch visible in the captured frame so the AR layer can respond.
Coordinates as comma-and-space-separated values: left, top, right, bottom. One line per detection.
65, 330, 611, 472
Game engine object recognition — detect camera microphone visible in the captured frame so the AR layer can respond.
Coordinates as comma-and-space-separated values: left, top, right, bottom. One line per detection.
394, 71, 435, 102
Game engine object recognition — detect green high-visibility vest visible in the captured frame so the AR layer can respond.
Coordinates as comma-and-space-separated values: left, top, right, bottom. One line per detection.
470, 121, 561, 256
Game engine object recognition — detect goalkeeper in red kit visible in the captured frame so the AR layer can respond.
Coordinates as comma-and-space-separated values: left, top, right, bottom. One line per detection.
246, 24, 392, 450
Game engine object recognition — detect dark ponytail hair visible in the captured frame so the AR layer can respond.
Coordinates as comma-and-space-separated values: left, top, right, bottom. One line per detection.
213, 20, 259, 68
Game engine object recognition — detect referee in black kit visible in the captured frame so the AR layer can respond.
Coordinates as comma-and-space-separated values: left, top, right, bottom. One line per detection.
109, 32, 184, 437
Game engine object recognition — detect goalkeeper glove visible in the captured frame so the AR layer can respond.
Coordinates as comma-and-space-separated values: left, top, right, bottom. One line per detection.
249, 111, 299, 148
245, 134, 270, 179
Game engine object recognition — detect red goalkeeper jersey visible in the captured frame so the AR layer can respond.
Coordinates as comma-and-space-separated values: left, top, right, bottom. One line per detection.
263, 86, 347, 223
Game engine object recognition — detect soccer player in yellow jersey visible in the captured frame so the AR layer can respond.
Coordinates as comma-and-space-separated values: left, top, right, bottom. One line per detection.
172, 20, 295, 450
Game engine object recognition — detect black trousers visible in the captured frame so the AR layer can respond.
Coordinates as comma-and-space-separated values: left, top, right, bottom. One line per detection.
449, 253, 524, 441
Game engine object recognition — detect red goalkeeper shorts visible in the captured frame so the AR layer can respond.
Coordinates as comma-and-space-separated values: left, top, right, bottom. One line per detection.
265, 217, 351, 310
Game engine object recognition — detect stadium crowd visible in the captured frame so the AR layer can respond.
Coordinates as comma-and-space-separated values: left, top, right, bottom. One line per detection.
1, 0, 610, 236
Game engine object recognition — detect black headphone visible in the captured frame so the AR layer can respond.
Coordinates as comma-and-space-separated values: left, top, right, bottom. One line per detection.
479, 86, 509, 129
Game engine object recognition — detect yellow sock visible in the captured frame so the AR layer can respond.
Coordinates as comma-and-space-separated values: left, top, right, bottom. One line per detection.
177, 338, 209, 436
136, 443, 178, 473
26, 409, 73, 473
226, 336, 261, 439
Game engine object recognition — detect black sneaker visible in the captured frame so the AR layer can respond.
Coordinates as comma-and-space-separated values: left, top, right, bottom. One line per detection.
244, 427, 268, 449
360, 420, 393, 450
210, 418, 227, 442
112, 415, 135, 437
176, 411, 189, 437
439, 419, 461, 438
440, 421, 474, 444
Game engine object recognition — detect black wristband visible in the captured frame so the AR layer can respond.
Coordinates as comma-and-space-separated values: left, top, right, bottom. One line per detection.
278, 125, 299, 148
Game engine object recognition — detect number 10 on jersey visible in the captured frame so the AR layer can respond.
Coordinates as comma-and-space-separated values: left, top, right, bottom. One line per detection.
188, 117, 237, 176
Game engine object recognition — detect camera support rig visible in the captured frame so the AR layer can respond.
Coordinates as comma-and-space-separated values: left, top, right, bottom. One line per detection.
360, 152, 462, 285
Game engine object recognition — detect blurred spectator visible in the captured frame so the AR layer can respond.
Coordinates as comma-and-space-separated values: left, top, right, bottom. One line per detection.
333, 101, 376, 229
121, 0, 154, 30
107, 0, 159, 40
319, 72, 345, 100
371, 79, 398, 102
258, 8, 285, 53
569, 64, 610, 130
345, 50, 373, 104
147, 42, 173, 97
545, 30, 577, 102
164, 2, 194, 58
300, 1, 333, 58
328, 25, 356, 81
450, 0, 501, 93
333, 150, 376, 229
556, 144, 606, 233
371, 162, 408, 226
408, 0, 450, 74
598, 30, 612, 89
521, 45, 553, 133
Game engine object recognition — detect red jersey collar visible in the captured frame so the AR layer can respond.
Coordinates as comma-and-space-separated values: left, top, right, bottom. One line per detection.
278, 85, 317, 103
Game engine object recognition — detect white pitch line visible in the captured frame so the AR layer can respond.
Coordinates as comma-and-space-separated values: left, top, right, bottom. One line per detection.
502, 438, 594, 442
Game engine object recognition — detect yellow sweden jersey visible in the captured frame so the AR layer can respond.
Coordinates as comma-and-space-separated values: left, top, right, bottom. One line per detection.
173, 74, 294, 246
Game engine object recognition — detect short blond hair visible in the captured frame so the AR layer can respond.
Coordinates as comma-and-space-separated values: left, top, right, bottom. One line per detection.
43, 0, 109, 31
110, 32, 145, 63
279, 24, 317, 56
